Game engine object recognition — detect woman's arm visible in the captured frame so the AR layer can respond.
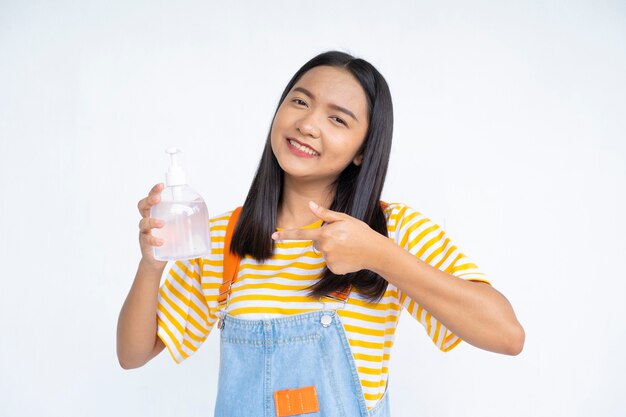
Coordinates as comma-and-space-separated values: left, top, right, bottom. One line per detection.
116, 259, 166, 369
366, 233, 525, 355
272, 201, 525, 356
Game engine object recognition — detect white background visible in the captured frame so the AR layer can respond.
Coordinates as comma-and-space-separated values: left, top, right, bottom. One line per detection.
1, 1, 624, 416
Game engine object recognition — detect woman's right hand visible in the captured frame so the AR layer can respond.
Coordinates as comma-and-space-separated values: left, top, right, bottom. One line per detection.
137, 183, 168, 271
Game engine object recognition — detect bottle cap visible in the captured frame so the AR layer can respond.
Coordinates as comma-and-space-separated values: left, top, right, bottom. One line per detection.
165, 147, 187, 186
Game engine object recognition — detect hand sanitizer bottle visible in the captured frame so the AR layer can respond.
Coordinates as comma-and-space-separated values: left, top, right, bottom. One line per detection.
150, 147, 211, 261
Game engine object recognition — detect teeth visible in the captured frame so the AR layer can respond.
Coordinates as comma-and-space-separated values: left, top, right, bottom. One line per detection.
288, 139, 319, 156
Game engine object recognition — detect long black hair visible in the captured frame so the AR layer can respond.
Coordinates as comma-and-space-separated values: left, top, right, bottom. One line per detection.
230, 50, 394, 303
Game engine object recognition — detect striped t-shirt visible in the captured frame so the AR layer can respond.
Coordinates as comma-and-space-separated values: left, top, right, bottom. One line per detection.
156, 202, 491, 411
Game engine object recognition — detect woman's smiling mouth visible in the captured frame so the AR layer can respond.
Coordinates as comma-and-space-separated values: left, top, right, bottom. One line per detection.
286, 138, 320, 157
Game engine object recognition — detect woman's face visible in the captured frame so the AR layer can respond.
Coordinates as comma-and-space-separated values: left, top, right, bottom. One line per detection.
270, 65, 369, 186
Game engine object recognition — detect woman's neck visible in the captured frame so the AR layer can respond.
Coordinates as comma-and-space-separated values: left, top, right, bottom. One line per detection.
277, 177, 335, 229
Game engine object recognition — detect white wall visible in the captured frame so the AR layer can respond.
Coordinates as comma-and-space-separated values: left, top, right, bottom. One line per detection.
1, 1, 624, 416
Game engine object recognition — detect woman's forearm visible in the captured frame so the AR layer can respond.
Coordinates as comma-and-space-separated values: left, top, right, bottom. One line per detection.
366, 234, 525, 355
116, 260, 166, 369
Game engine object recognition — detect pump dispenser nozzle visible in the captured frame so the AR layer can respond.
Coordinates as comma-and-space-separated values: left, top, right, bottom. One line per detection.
165, 147, 187, 187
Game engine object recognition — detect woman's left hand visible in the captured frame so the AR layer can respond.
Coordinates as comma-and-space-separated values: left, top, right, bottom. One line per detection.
271, 201, 386, 275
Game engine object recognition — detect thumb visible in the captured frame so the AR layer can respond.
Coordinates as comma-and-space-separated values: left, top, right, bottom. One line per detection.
309, 201, 344, 223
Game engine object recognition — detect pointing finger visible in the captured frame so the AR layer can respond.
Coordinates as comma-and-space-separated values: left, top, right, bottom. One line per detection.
309, 201, 344, 223
272, 227, 321, 242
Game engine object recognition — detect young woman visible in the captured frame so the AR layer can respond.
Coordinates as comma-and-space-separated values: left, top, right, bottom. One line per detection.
117, 50, 524, 417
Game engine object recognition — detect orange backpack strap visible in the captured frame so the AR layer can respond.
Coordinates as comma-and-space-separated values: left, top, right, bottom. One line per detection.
218, 206, 243, 306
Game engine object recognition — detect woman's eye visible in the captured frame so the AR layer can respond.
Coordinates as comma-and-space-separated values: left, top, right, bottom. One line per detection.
331, 116, 347, 126
292, 98, 307, 106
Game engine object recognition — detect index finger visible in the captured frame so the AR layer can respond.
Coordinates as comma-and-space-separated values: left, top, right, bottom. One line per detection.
271, 228, 320, 242
138, 183, 164, 217
149, 182, 164, 196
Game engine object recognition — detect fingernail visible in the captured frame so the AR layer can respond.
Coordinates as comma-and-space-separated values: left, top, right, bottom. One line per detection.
271, 232, 278, 240
309, 201, 319, 210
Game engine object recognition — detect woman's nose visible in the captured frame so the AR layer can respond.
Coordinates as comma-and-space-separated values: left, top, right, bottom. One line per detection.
295, 114, 321, 138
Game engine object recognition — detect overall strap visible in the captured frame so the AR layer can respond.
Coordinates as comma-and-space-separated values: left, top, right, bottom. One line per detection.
218, 201, 390, 305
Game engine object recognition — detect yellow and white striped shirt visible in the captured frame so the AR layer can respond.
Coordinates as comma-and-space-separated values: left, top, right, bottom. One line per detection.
156, 202, 491, 410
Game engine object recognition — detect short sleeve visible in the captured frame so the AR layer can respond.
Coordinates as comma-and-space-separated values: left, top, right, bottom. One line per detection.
156, 257, 218, 363
385, 203, 491, 352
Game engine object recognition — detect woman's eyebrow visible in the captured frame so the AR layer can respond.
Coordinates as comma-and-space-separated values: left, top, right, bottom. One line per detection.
292, 86, 359, 123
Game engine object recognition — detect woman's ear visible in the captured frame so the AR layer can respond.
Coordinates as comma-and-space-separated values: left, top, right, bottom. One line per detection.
353, 153, 363, 166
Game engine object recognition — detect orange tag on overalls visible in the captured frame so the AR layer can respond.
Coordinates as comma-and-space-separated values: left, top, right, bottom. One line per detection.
274, 386, 320, 417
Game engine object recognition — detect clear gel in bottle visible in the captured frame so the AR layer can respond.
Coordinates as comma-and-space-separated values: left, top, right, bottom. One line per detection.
150, 147, 211, 261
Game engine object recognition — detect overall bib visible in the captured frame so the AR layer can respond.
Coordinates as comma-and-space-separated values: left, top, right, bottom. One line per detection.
214, 207, 391, 417
214, 307, 390, 417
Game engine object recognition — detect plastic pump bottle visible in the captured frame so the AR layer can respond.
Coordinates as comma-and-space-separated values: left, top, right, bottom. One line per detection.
150, 147, 211, 261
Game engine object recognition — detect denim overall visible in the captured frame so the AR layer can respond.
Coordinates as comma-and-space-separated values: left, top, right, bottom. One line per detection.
214, 304, 391, 417
214, 207, 391, 416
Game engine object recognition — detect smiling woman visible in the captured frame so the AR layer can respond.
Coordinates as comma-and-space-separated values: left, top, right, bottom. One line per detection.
270, 66, 369, 219
117, 50, 524, 417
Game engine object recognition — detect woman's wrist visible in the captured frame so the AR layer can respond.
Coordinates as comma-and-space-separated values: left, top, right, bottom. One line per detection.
138, 258, 167, 279
364, 232, 400, 275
